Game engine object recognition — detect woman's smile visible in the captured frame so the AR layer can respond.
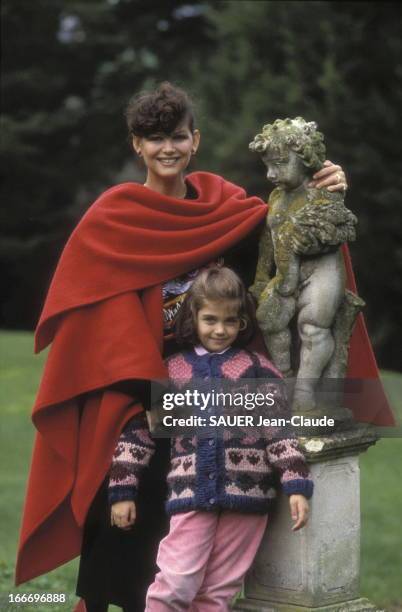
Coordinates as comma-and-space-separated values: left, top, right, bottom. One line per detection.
157, 157, 181, 166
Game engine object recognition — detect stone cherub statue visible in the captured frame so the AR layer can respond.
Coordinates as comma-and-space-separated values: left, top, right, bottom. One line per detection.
249, 117, 364, 415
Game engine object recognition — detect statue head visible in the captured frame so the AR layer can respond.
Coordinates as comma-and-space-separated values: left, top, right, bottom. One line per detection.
249, 117, 326, 191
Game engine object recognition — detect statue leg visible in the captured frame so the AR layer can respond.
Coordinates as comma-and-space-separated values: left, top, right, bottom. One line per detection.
275, 249, 300, 296
256, 286, 296, 376
323, 289, 365, 379
294, 255, 345, 411
293, 321, 335, 411
262, 328, 293, 375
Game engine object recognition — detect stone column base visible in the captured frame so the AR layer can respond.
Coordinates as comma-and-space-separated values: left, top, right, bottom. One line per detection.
233, 595, 379, 611
233, 426, 379, 612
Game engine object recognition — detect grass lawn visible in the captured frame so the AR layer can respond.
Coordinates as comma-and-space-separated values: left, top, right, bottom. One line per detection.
1, 330, 401, 611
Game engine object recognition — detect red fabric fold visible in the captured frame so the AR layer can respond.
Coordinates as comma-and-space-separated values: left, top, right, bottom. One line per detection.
342, 245, 393, 425
35, 172, 266, 352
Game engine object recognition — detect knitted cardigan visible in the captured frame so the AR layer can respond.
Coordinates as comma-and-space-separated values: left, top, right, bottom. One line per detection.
108, 347, 313, 515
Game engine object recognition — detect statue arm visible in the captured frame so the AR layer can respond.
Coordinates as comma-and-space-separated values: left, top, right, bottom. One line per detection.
291, 191, 357, 255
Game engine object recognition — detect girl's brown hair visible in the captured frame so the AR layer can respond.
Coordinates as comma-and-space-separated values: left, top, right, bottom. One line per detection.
175, 266, 256, 348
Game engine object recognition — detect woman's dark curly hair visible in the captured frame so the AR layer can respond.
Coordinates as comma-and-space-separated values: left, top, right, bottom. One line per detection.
175, 266, 256, 348
126, 81, 195, 137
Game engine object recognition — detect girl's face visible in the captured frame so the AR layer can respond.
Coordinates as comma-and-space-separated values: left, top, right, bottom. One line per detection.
196, 299, 241, 353
133, 121, 200, 185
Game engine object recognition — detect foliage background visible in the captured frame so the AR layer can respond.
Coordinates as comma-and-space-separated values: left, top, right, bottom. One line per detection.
2, 0, 402, 371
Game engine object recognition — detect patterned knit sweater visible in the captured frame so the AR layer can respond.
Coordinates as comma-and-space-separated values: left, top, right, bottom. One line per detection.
108, 347, 313, 515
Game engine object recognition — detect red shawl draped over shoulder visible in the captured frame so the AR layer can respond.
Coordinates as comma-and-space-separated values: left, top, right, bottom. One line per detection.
15, 171, 394, 585
16, 172, 267, 584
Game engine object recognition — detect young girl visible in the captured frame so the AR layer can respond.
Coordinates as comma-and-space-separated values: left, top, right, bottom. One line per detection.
109, 266, 313, 611
16, 81, 352, 612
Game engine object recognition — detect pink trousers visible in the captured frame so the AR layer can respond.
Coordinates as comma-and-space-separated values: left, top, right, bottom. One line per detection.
145, 510, 268, 611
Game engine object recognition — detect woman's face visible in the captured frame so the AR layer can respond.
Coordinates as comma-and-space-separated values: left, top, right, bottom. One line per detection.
133, 121, 200, 183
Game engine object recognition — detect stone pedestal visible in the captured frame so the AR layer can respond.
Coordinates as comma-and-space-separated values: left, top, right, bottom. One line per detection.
234, 425, 379, 612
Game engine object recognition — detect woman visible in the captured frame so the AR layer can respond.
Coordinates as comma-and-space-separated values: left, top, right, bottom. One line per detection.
16, 83, 390, 611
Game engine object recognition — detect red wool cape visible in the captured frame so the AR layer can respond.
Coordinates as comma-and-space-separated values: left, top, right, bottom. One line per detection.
15, 171, 394, 585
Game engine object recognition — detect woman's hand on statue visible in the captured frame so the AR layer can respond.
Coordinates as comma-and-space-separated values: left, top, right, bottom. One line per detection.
308, 160, 348, 192
111, 500, 136, 530
289, 494, 309, 531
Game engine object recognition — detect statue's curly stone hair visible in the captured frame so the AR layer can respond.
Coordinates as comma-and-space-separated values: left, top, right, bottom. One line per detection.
249, 117, 326, 171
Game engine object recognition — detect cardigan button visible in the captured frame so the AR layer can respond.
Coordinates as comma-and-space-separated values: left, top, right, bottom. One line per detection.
208, 439, 215, 446
208, 472, 215, 480
209, 497, 216, 504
